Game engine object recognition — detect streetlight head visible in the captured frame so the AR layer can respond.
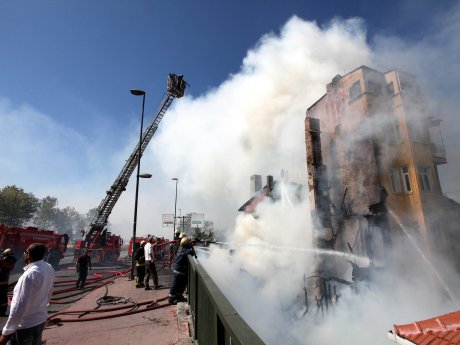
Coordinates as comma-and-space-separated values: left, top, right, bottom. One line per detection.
172, 178, 178, 181
130, 89, 145, 96
139, 173, 152, 178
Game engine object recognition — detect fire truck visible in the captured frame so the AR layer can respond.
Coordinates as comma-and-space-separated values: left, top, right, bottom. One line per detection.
0, 224, 69, 269
74, 74, 187, 263
127, 237, 149, 257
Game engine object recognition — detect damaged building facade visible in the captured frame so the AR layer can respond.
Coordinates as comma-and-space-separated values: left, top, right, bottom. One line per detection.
305, 65, 460, 295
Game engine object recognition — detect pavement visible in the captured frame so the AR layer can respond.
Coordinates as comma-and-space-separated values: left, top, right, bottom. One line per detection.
39, 262, 193, 345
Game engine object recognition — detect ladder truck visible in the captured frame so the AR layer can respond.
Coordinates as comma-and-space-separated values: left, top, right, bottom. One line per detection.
74, 74, 187, 263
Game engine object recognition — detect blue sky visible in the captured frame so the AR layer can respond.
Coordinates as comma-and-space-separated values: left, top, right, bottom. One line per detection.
1, 0, 459, 240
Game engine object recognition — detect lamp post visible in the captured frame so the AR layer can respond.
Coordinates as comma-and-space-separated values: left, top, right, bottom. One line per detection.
172, 178, 178, 239
130, 89, 146, 281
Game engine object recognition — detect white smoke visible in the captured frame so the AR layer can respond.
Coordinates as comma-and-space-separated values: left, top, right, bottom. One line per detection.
152, 16, 372, 232
149, 10, 460, 345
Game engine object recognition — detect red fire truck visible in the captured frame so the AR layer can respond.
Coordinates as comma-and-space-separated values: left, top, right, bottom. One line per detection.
127, 237, 149, 257
74, 229, 122, 264
0, 224, 69, 269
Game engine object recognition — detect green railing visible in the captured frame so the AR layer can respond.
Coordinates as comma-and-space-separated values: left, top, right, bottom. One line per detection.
188, 258, 265, 345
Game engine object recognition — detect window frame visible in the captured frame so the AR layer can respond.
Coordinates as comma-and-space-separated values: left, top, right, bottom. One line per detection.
418, 166, 433, 192
348, 80, 362, 100
401, 166, 412, 193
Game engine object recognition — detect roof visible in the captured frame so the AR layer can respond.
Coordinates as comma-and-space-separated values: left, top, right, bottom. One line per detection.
387, 310, 460, 345
237, 185, 271, 212
238, 181, 305, 213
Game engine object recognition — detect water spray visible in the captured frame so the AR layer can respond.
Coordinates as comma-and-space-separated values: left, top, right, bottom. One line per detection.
389, 209, 459, 308
212, 241, 370, 267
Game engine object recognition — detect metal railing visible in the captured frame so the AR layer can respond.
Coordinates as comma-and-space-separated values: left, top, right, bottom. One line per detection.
188, 258, 265, 345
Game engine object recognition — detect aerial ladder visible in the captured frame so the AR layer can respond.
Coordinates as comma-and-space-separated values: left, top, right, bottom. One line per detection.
74, 74, 187, 263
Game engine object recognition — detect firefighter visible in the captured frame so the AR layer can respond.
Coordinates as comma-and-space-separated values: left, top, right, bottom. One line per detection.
134, 241, 146, 288
0, 249, 16, 316
168, 237, 196, 304
75, 250, 92, 289
173, 232, 186, 256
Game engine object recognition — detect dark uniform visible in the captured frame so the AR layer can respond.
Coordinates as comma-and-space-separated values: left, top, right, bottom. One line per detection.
168, 242, 196, 304
0, 251, 16, 316
134, 244, 145, 288
76, 252, 92, 289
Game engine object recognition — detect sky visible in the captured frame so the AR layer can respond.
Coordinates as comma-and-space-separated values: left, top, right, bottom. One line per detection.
1, 0, 460, 243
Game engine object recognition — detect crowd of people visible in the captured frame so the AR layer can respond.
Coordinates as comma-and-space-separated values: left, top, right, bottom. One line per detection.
0, 231, 198, 344
133, 231, 197, 303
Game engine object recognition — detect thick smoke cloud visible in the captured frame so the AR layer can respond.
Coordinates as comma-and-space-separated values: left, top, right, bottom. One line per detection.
149, 11, 460, 345
152, 16, 371, 232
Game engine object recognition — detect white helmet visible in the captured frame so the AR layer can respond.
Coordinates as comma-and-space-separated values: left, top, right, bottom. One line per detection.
2, 248, 13, 256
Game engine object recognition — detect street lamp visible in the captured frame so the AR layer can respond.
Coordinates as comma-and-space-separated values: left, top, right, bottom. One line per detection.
130, 88, 146, 281
172, 178, 178, 239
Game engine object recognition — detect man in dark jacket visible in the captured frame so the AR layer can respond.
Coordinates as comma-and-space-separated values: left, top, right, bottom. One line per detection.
76, 251, 92, 289
134, 241, 146, 288
168, 237, 196, 304
0, 249, 16, 317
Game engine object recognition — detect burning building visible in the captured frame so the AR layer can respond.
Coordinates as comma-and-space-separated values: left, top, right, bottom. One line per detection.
305, 65, 460, 292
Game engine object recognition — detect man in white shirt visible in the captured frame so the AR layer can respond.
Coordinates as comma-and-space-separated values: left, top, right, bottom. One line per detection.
0, 243, 55, 345
143, 236, 159, 290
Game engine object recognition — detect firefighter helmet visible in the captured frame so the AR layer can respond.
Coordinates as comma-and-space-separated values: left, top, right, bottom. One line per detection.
179, 232, 186, 239
140, 241, 146, 246
180, 237, 191, 247
2, 248, 13, 256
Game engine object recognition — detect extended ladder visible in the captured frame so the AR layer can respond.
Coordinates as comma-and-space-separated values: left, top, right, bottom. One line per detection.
85, 74, 186, 244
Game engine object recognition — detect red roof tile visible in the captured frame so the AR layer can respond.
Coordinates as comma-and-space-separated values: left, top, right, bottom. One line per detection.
389, 310, 460, 345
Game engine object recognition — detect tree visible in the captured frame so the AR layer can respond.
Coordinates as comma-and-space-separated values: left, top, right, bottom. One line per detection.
84, 207, 98, 226
0, 185, 38, 226
191, 220, 215, 242
33, 196, 59, 229
54, 206, 84, 240
77, 207, 99, 240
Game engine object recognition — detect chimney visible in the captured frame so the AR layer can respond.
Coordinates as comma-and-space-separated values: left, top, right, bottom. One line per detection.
250, 175, 262, 195
266, 175, 274, 192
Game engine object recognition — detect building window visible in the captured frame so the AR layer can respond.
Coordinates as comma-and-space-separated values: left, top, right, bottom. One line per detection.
366, 81, 382, 96
349, 80, 362, 100
389, 168, 402, 193
401, 166, 412, 193
386, 82, 395, 95
408, 121, 425, 143
418, 167, 433, 192
400, 80, 414, 93
385, 120, 402, 144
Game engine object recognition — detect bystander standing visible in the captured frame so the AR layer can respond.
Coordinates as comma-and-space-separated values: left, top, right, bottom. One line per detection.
0, 243, 55, 345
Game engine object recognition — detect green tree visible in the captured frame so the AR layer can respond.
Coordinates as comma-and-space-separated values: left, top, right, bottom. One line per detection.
33, 196, 59, 229
0, 185, 38, 226
54, 206, 84, 239
191, 220, 215, 242
85, 207, 98, 225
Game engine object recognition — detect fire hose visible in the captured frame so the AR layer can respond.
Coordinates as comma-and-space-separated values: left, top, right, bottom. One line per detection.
47, 295, 171, 324
46, 268, 173, 325
49, 269, 128, 304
